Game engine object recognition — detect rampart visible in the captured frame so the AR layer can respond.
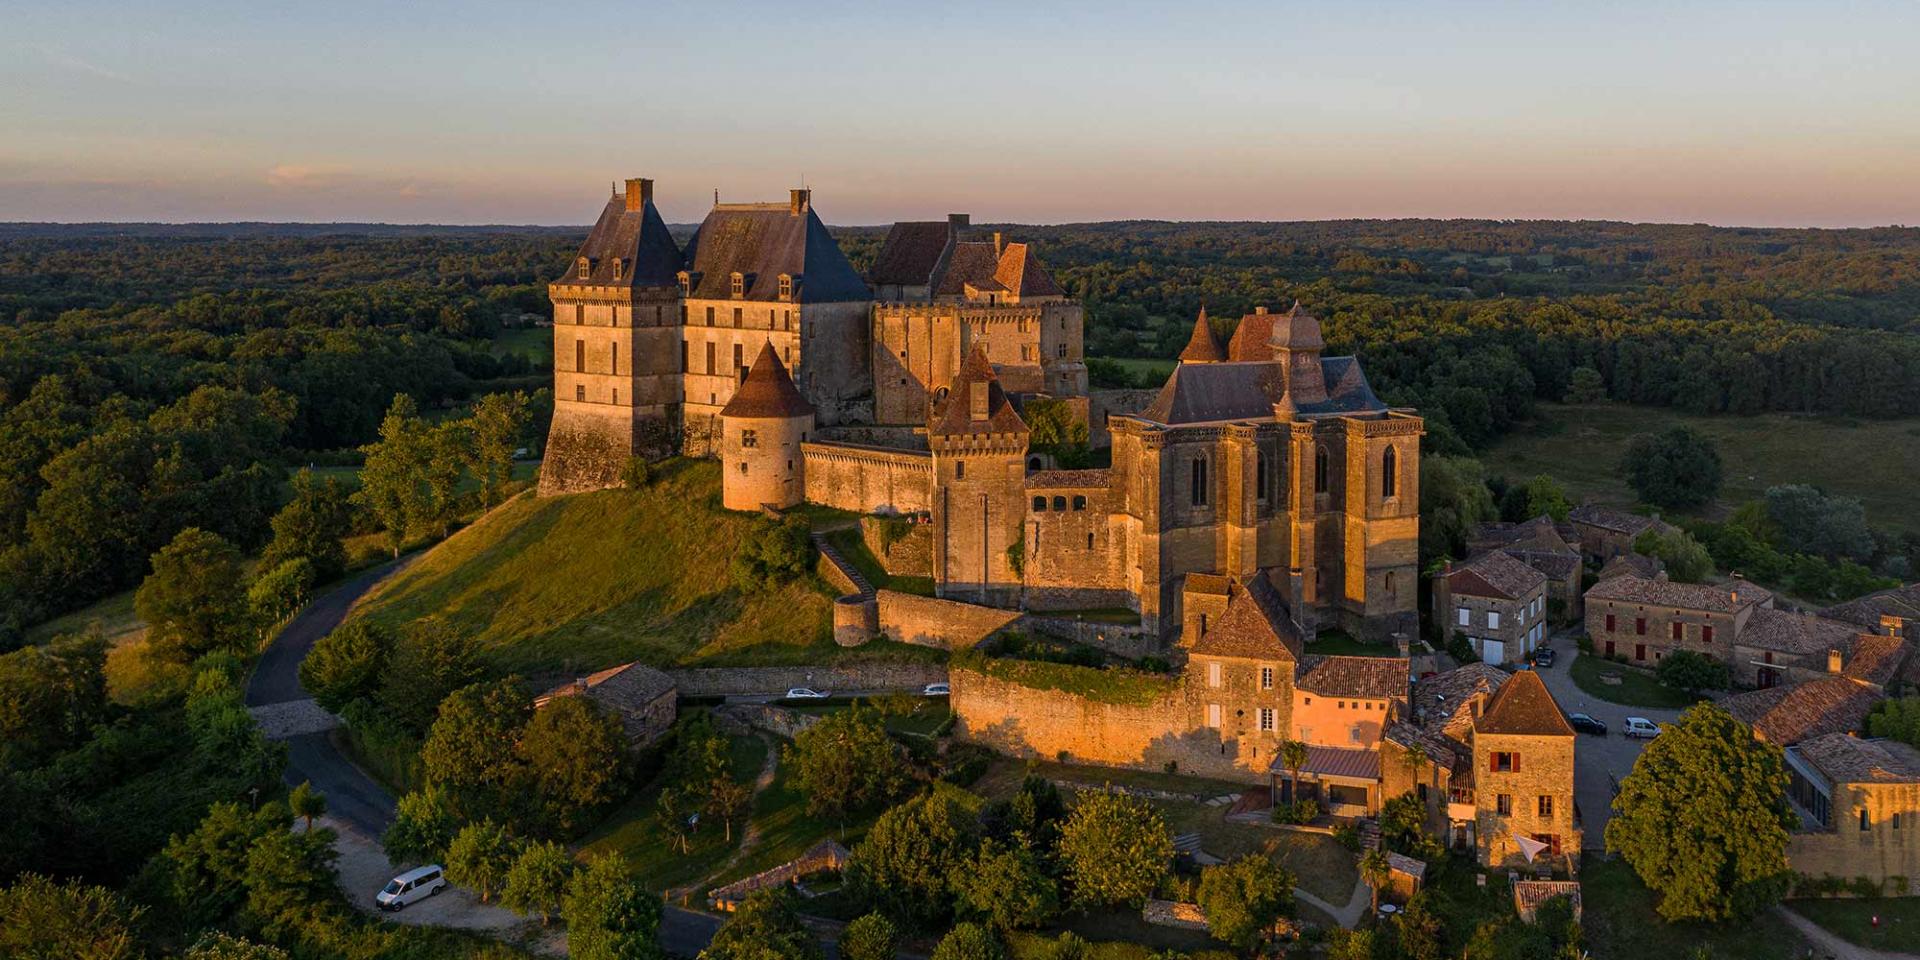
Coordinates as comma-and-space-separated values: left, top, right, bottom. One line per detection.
801, 441, 932, 515
875, 589, 1022, 650
666, 663, 948, 698
861, 516, 933, 577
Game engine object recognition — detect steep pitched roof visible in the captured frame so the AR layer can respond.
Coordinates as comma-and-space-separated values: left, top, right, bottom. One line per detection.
1266, 301, 1325, 351
721, 342, 814, 419
1821, 583, 1920, 630
683, 201, 870, 302
932, 241, 1004, 297
1446, 551, 1548, 601
868, 220, 953, 287
1722, 677, 1880, 745
929, 346, 1028, 437
1187, 575, 1303, 661
1226, 310, 1275, 361
994, 242, 1063, 298
1297, 655, 1408, 699
1506, 549, 1582, 581
1474, 669, 1573, 737
1178, 307, 1225, 363
564, 193, 684, 288
1136, 358, 1386, 425
1736, 608, 1860, 656
1584, 575, 1771, 613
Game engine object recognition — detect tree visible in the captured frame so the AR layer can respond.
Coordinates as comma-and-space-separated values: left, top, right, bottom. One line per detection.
422, 419, 471, 538
1566, 365, 1606, 404
706, 777, 751, 843
931, 923, 1004, 960
520, 694, 630, 832
135, 527, 254, 661
1279, 739, 1310, 805
786, 706, 910, 820
1358, 849, 1390, 914
850, 788, 978, 924
839, 913, 900, 960
247, 557, 314, 633
0, 631, 108, 766
468, 391, 531, 507
383, 787, 460, 866
445, 820, 518, 903
1057, 790, 1173, 909
1634, 527, 1714, 584
1764, 485, 1875, 562
1025, 398, 1091, 468
1378, 792, 1440, 860
300, 620, 390, 713
421, 678, 533, 821
158, 801, 287, 927
378, 617, 486, 732
355, 395, 431, 557
0, 873, 145, 960
289, 781, 327, 831
242, 826, 338, 941
1656, 650, 1731, 697
185, 931, 291, 960
1867, 697, 1920, 748
1523, 474, 1572, 522
730, 515, 814, 591
979, 774, 1068, 851
566, 854, 663, 960
957, 841, 1059, 931
1196, 855, 1295, 951
1621, 427, 1722, 510
1419, 456, 1498, 566
699, 887, 820, 960
503, 840, 572, 926
262, 468, 352, 582
1605, 703, 1796, 922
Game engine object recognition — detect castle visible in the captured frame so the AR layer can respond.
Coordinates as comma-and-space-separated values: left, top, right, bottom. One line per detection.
540, 178, 1420, 642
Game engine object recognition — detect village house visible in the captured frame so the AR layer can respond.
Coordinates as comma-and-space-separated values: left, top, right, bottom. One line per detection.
1566, 504, 1677, 564
1465, 515, 1584, 623
1582, 574, 1772, 669
1785, 734, 1920, 895
533, 661, 678, 748
1432, 550, 1550, 665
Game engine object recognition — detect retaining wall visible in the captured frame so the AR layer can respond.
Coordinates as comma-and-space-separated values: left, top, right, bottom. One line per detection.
875, 590, 1022, 650
667, 663, 948, 698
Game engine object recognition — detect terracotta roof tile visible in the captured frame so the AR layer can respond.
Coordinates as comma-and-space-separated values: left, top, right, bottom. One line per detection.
1843, 634, 1910, 687
1584, 575, 1771, 613
1297, 655, 1408, 699
929, 346, 1028, 437
721, 342, 814, 419
1506, 549, 1581, 581
1722, 677, 1880, 745
1447, 551, 1547, 602
869, 221, 953, 286
1598, 553, 1665, 582
1177, 307, 1225, 363
1187, 576, 1303, 662
1737, 608, 1860, 657
1475, 669, 1573, 737
1821, 583, 1920, 630
994, 242, 1063, 298
1791, 734, 1920, 785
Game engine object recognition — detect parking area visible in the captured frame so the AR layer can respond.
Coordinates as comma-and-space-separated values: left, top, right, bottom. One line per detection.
1531, 639, 1689, 847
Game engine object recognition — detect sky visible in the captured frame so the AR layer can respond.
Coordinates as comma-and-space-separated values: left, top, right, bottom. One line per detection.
2, 0, 1918, 227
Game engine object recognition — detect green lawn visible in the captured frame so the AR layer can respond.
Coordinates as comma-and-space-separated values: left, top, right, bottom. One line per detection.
825, 527, 934, 596
26, 587, 140, 645
1581, 855, 1812, 959
1095, 356, 1177, 387
1569, 652, 1699, 709
1485, 402, 1920, 534
490, 326, 552, 365
1788, 897, 1920, 953
578, 734, 770, 894
1305, 629, 1389, 657
353, 459, 866, 676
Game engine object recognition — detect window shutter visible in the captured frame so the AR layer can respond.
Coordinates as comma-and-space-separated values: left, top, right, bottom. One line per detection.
1489, 754, 1498, 773
1512, 753, 1521, 773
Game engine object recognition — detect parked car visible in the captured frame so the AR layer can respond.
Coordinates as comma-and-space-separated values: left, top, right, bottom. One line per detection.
1532, 647, 1556, 668
376, 865, 447, 911
922, 682, 951, 696
784, 687, 829, 700
1623, 717, 1662, 739
1566, 712, 1607, 736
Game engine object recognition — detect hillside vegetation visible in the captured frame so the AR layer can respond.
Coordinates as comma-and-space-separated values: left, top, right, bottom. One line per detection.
354, 459, 842, 676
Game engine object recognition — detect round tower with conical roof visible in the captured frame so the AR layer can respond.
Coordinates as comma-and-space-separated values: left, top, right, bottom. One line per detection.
720, 342, 815, 511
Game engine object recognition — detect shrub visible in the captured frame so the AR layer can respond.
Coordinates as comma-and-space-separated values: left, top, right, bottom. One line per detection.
1656, 649, 1730, 696
1332, 822, 1362, 852
1270, 799, 1320, 825
730, 515, 814, 591
933, 923, 1005, 960
620, 457, 651, 490
841, 913, 900, 960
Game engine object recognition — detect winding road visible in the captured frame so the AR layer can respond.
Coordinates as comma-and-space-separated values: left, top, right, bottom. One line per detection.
243, 558, 725, 957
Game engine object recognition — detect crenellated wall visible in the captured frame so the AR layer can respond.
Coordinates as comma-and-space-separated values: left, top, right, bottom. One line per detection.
801, 441, 933, 514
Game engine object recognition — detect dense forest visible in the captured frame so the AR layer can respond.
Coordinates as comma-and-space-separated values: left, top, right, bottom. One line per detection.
4, 218, 1919, 630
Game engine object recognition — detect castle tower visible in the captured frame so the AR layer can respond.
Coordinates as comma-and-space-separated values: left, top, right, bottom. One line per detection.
928, 345, 1029, 605
540, 177, 686, 496
1177, 306, 1224, 364
720, 342, 815, 511
1268, 301, 1327, 404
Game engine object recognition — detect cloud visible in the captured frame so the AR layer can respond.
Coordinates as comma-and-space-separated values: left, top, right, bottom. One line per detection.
265, 164, 342, 189
33, 44, 131, 83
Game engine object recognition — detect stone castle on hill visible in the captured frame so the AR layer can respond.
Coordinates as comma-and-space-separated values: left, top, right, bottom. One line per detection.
540, 177, 1421, 642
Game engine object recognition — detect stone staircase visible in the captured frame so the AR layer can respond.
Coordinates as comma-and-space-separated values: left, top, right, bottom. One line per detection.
811, 531, 875, 598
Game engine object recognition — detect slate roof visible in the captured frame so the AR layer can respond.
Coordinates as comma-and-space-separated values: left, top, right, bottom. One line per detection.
535, 661, 676, 714
1266, 301, 1326, 350
1026, 469, 1111, 489
563, 193, 684, 288
1821, 583, 1920, 631
1584, 575, 1771, 613
929, 346, 1028, 437
1187, 575, 1303, 661
1722, 676, 1880, 745
1178, 307, 1225, 363
1297, 655, 1408, 699
869, 220, 953, 286
1474, 669, 1574, 737
1135, 357, 1386, 425
1791, 735, 1920, 785
1736, 608, 1860, 657
1446, 550, 1548, 601
683, 201, 870, 302
721, 342, 813, 419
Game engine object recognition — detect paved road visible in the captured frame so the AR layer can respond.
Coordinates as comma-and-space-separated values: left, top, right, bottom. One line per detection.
1531, 636, 1689, 847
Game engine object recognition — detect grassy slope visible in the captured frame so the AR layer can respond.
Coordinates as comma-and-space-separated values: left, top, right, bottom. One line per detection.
353, 459, 838, 676
1788, 897, 1920, 953
1485, 402, 1920, 533
579, 734, 770, 894
1580, 856, 1811, 959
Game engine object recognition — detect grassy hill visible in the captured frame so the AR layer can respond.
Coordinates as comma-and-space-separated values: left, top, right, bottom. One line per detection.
1485, 403, 1920, 534
353, 459, 874, 678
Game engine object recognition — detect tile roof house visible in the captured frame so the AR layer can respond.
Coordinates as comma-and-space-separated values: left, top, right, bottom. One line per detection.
534, 661, 678, 747
1187, 574, 1305, 662
1568, 504, 1678, 563
1784, 735, 1920, 893
1821, 582, 1920, 639
1436, 552, 1550, 665
1722, 676, 1881, 745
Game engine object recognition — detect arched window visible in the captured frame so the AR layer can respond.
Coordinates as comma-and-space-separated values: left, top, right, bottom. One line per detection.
1052, 496, 1067, 512
1190, 457, 1209, 507
1381, 445, 1398, 498
1256, 451, 1268, 501
1071, 495, 1086, 511
1032, 496, 1047, 512
1315, 445, 1329, 494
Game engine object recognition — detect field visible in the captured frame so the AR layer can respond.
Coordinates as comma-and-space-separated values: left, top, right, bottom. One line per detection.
490, 325, 553, 365
1485, 403, 1920, 533
1579, 855, 1811, 959
1787, 897, 1920, 953
352, 459, 853, 678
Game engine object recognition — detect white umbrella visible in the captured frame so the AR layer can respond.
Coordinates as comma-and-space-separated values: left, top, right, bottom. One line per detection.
1514, 832, 1551, 863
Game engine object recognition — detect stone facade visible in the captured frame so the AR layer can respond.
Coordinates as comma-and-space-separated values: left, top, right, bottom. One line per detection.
1469, 671, 1580, 870
1433, 551, 1549, 665
1582, 574, 1770, 668
1786, 734, 1920, 894
874, 589, 1022, 649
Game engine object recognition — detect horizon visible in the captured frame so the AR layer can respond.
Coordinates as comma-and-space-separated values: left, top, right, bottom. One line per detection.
5, 1, 1920, 228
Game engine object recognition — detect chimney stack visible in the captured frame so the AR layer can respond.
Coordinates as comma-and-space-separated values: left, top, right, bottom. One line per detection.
789, 188, 811, 216
948, 213, 970, 228
625, 178, 653, 212
1828, 647, 1844, 674
1255, 305, 1269, 315
992, 232, 1005, 256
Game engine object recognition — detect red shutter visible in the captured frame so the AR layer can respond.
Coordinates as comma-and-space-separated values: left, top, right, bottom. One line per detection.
1489, 754, 1498, 773
1512, 753, 1520, 773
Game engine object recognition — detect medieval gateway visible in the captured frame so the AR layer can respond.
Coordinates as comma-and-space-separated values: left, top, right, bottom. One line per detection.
540, 178, 1422, 644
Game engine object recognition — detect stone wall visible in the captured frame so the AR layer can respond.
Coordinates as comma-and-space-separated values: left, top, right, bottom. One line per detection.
802, 442, 932, 515
1088, 389, 1160, 448
815, 424, 929, 451
861, 516, 933, 577
667, 662, 948, 698
538, 404, 643, 496
713, 702, 820, 740
1787, 780, 1920, 894
876, 589, 1022, 650
1023, 615, 1160, 660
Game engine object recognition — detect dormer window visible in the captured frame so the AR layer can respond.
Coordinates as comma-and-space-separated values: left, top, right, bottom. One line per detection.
778, 273, 793, 301
577, 257, 592, 280
611, 258, 624, 281
676, 271, 691, 296
730, 272, 745, 299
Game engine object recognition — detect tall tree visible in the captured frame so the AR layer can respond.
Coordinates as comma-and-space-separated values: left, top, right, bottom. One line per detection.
468, 391, 531, 507
1621, 426, 1723, 510
0, 873, 146, 960
503, 840, 572, 926
1057, 790, 1173, 909
135, 527, 254, 662
261, 468, 353, 582
1196, 855, 1296, 951
420, 678, 532, 821
1605, 703, 1796, 922
785, 706, 910, 820
0, 631, 108, 766
354, 394, 430, 558
838, 913, 900, 960
565, 854, 664, 960
444, 820, 518, 903
1358, 849, 1390, 914
519, 694, 630, 832
382, 787, 459, 866
377, 617, 486, 732
850, 789, 979, 924
299, 620, 390, 712
957, 840, 1059, 931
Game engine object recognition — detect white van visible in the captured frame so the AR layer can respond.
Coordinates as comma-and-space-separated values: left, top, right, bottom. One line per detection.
376, 864, 448, 910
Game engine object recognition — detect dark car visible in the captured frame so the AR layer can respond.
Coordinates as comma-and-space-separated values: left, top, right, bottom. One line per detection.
1567, 712, 1607, 736
1532, 647, 1556, 667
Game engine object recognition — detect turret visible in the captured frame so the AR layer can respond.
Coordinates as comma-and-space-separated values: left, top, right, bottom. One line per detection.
1177, 306, 1224, 364
720, 343, 815, 511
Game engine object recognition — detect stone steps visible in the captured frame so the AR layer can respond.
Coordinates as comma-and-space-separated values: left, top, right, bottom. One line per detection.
810, 532, 875, 598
